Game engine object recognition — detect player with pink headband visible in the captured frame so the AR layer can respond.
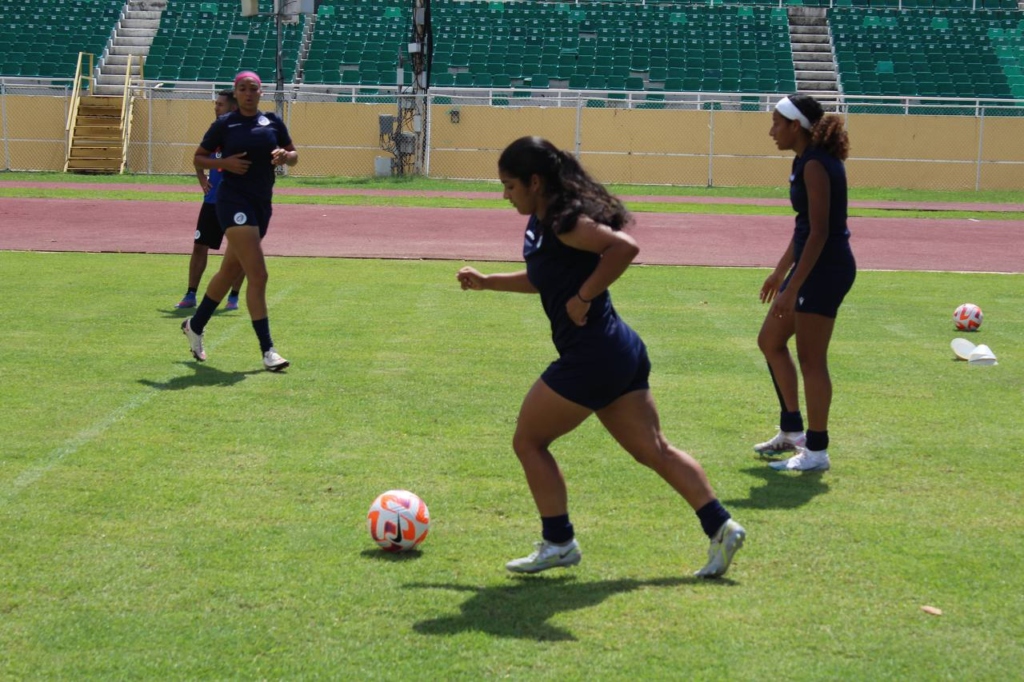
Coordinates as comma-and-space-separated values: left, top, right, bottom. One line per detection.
182, 70, 299, 372
752, 94, 857, 472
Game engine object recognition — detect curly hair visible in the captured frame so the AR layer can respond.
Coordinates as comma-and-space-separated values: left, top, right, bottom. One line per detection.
497, 136, 632, 234
790, 94, 851, 161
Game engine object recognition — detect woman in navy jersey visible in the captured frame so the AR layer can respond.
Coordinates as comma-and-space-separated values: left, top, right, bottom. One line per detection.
753, 94, 856, 472
457, 136, 745, 577
181, 71, 297, 371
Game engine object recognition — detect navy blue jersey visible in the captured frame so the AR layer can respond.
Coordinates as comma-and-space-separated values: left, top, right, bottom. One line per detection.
789, 145, 850, 262
523, 215, 639, 357
199, 110, 292, 200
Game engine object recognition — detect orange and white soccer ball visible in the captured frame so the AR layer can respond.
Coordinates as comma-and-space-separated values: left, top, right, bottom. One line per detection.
953, 303, 983, 331
367, 490, 430, 552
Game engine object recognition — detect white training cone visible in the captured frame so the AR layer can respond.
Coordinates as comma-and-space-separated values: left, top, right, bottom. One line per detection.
951, 338, 976, 360
967, 344, 997, 366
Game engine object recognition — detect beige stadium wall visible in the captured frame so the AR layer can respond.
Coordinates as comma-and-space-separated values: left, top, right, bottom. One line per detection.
2, 96, 68, 171
128, 98, 394, 176
5, 96, 1023, 189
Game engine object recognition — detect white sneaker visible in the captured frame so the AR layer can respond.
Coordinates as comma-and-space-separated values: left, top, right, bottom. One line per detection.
695, 519, 746, 579
769, 448, 830, 472
753, 429, 805, 456
506, 539, 582, 574
181, 317, 206, 361
263, 348, 290, 372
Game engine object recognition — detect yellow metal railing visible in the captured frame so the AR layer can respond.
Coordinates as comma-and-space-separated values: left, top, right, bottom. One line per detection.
119, 54, 136, 173
64, 52, 94, 172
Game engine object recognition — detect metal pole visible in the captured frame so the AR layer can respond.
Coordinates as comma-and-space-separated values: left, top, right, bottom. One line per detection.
276, 10, 284, 120
975, 107, 984, 192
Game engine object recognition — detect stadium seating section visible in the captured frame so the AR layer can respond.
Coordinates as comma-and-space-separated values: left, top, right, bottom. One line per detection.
146, 0, 304, 82
0, 0, 1021, 103
0, 0, 123, 78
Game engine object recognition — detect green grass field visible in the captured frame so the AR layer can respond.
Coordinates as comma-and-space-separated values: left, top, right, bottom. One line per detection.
1, 250, 1021, 679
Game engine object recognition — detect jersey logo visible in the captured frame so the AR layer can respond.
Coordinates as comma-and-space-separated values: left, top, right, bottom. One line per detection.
799, 296, 805, 305
234, 212, 247, 225
257, 116, 270, 126
194, 229, 201, 240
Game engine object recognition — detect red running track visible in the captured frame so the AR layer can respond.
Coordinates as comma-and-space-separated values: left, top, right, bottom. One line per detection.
0, 197, 1021, 273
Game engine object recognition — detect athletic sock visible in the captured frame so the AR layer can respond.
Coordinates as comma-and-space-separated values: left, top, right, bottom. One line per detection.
696, 499, 731, 539
190, 295, 220, 334
806, 430, 829, 452
186, 287, 198, 295
252, 317, 273, 354
541, 514, 574, 545
767, 363, 799, 420
780, 410, 804, 434
229, 289, 240, 298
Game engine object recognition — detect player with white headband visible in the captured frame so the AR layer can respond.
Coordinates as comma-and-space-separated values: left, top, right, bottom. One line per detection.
752, 94, 857, 472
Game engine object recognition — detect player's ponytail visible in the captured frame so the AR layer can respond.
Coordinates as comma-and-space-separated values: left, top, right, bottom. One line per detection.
789, 94, 851, 161
498, 136, 632, 234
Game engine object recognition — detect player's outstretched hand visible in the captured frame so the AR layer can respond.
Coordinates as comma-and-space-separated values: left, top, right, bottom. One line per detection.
760, 272, 784, 304
457, 266, 487, 291
222, 152, 251, 175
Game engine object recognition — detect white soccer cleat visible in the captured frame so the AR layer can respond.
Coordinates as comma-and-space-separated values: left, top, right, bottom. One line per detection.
695, 519, 746, 579
181, 317, 206, 361
753, 429, 806, 457
263, 348, 290, 372
506, 539, 582, 574
769, 448, 831, 472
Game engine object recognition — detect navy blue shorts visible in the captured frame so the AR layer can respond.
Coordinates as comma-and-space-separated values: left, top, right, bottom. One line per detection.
194, 202, 226, 249
541, 342, 651, 411
216, 193, 272, 239
782, 247, 856, 319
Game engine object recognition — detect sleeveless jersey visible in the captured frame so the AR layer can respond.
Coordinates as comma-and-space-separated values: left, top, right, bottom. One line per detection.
789, 145, 850, 263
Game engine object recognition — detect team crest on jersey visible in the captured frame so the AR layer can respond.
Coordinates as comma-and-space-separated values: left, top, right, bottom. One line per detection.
257, 115, 270, 126
523, 226, 543, 257
234, 212, 247, 225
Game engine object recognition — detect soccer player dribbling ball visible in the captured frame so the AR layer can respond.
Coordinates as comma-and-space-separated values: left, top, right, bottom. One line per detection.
754, 94, 856, 472
457, 136, 746, 577
181, 71, 298, 372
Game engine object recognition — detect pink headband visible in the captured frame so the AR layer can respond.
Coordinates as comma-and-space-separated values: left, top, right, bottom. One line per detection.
234, 71, 261, 86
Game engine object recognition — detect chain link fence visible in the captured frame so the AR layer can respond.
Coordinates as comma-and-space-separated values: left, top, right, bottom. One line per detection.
2, 80, 1022, 190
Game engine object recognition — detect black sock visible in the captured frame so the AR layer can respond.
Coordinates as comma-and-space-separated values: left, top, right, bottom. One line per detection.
780, 410, 804, 434
186, 287, 198, 295
767, 363, 803, 430
229, 289, 241, 298
806, 430, 829, 452
541, 514, 574, 544
696, 500, 731, 539
190, 295, 220, 334
252, 317, 273, 353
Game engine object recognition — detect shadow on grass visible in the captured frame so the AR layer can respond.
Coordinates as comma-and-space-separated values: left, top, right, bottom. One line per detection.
159, 307, 241, 319
721, 465, 830, 510
408, 575, 733, 641
138, 362, 262, 390
359, 548, 424, 562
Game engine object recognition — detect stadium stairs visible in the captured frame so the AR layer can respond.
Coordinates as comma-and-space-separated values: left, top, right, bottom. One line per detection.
789, 6, 839, 102
65, 95, 125, 173
94, 0, 163, 95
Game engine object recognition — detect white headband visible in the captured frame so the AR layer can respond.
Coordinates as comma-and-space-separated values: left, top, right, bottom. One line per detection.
775, 97, 812, 131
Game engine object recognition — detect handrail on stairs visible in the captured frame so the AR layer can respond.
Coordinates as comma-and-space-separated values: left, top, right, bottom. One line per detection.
64, 52, 94, 173
119, 54, 136, 174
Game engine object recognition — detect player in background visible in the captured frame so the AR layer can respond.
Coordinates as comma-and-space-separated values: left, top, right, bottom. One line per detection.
457, 136, 746, 578
182, 71, 297, 371
754, 94, 856, 472
174, 90, 245, 311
